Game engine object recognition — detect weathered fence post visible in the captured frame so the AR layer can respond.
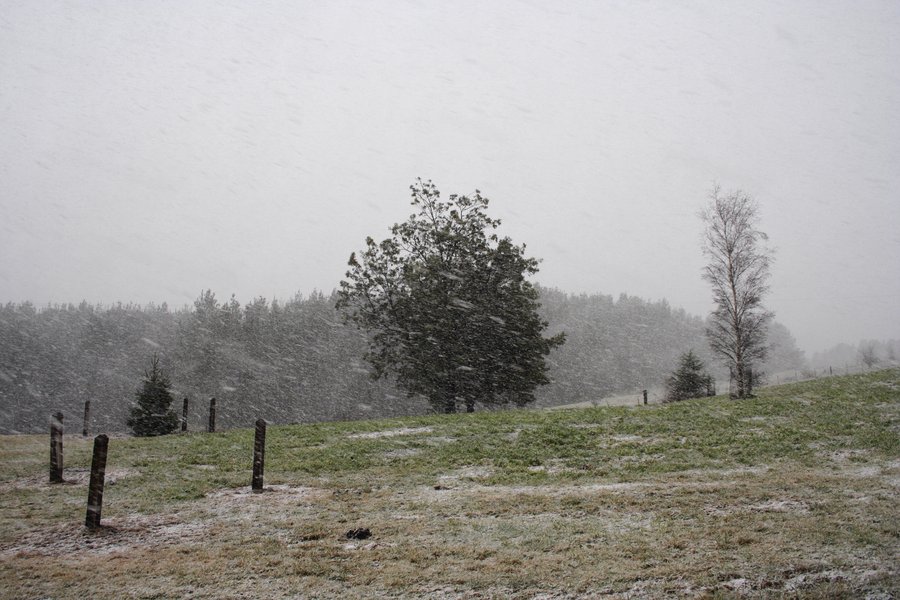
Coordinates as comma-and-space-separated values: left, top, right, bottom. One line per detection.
182, 397, 189, 432
82, 400, 91, 437
50, 412, 64, 483
85, 434, 109, 529
252, 418, 266, 492
642, 390, 648, 405
208, 397, 216, 433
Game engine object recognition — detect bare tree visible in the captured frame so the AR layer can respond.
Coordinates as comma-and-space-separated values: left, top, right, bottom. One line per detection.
701, 186, 773, 398
859, 343, 879, 369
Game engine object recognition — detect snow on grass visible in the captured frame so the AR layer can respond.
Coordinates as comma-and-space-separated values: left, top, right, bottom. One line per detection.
346, 426, 434, 439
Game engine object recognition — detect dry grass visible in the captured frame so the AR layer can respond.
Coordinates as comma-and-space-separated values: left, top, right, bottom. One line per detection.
1, 370, 898, 599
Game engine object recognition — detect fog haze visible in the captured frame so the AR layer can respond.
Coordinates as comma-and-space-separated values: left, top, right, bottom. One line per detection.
2, 0, 899, 354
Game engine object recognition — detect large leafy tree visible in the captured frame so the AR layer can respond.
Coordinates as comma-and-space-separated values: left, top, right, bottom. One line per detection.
337, 179, 565, 413
700, 186, 773, 398
127, 353, 179, 436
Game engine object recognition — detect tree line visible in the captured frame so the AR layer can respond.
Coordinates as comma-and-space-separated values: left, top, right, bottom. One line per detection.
0, 287, 804, 434
811, 339, 899, 371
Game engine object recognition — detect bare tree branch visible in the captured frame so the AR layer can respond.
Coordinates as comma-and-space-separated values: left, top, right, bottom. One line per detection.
700, 187, 774, 398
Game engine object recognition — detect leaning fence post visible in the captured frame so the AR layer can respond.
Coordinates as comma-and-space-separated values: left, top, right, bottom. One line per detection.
182, 397, 189, 432
82, 400, 91, 437
208, 397, 216, 433
50, 412, 64, 483
252, 418, 266, 492
85, 434, 109, 529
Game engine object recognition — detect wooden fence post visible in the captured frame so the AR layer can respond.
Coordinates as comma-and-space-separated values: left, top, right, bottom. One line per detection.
85, 434, 109, 529
642, 390, 648, 405
182, 397, 189, 432
82, 400, 91, 437
50, 412, 64, 483
208, 397, 216, 433
252, 418, 266, 492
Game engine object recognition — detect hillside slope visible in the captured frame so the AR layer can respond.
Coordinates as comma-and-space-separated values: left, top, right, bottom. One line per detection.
1, 369, 897, 598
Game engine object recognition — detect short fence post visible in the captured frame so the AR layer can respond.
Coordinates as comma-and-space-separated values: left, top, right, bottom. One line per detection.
208, 397, 216, 433
252, 418, 266, 492
642, 390, 648, 405
182, 397, 189, 432
82, 400, 91, 437
50, 412, 64, 483
85, 434, 109, 529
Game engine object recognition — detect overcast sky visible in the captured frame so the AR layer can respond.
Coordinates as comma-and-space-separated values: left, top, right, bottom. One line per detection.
1, 0, 898, 355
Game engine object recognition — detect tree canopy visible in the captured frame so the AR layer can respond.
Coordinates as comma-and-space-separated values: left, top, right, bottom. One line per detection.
337, 179, 565, 413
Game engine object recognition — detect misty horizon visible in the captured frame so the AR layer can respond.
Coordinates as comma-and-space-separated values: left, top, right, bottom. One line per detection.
2, 1, 899, 355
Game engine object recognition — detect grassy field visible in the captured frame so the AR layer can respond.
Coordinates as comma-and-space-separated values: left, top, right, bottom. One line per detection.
0, 369, 898, 599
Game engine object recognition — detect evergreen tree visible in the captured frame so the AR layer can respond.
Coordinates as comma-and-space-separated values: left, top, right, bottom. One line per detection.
337, 179, 565, 413
127, 354, 179, 436
664, 350, 714, 403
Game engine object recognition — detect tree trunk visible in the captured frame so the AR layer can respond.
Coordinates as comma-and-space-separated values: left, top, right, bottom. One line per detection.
734, 361, 746, 399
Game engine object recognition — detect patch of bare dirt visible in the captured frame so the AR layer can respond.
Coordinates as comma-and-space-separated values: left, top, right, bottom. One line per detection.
816, 449, 893, 479
739, 415, 789, 424
672, 465, 769, 479
609, 434, 649, 444
204, 484, 329, 507
8, 467, 138, 490
871, 381, 900, 391
419, 473, 770, 503
527, 460, 578, 475
0, 484, 336, 559
0, 513, 206, 558
383, 448, 421, 459
713, 567, 896, 597
347, 427, 434, 439
435, 466, 495, 485
706, 498, 810, 517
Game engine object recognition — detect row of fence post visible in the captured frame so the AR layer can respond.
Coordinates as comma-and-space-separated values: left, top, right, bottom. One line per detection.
77, 397, 218, 438
177, 396, 216, 433
49, 410, 267, 529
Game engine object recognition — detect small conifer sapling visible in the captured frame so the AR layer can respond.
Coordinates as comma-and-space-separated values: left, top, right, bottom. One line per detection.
127, 353, 179, 436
